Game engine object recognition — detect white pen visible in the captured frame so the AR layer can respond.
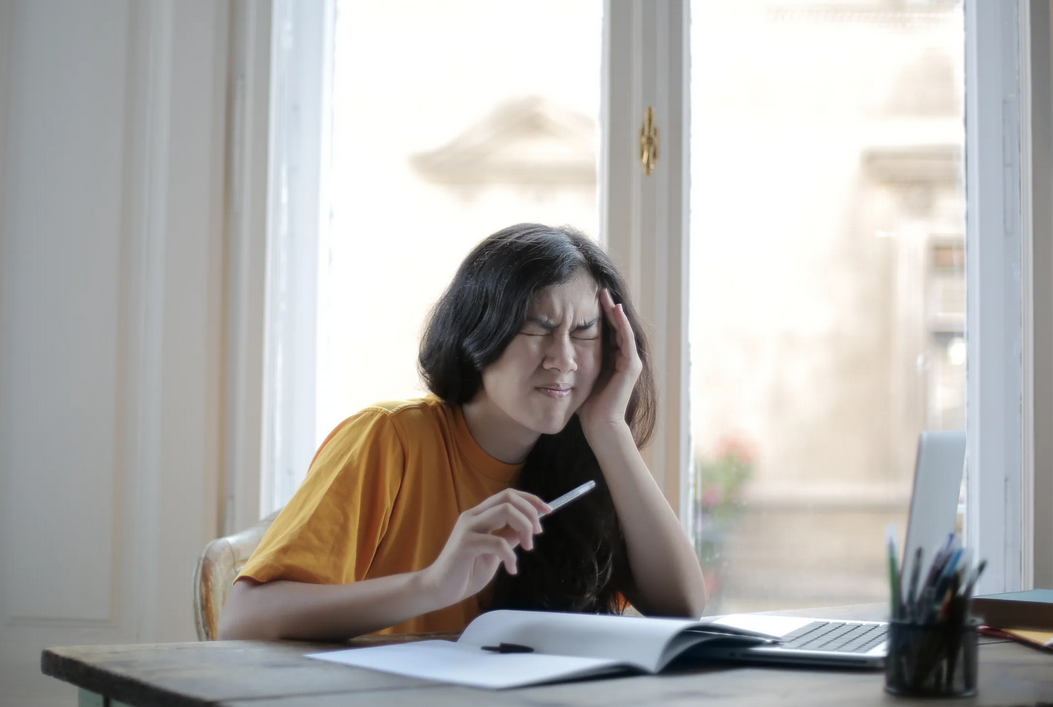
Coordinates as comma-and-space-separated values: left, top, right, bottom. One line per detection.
540, 480, 596, 517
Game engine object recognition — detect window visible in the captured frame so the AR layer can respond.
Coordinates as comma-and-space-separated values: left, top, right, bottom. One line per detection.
259, 0, 1047, 598
317, 0, 605, 450
687, 0, 966, 612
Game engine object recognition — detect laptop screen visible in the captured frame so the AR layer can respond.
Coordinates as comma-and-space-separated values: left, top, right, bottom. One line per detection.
900, 430, 967, 588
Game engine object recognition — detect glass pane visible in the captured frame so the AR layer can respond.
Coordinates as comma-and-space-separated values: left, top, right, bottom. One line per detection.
318, 1, 603, 450
688, 0, 966, 612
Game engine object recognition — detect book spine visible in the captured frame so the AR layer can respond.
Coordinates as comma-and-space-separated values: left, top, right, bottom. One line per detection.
971, 600, 1053, 631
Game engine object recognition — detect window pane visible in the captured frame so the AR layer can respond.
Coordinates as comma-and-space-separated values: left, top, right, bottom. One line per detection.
689, 0, 966, 612
317, 1, 602, 452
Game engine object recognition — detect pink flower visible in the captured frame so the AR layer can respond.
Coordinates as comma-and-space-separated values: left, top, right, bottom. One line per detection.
702, 485, 724, 507
716, 434, 756, 465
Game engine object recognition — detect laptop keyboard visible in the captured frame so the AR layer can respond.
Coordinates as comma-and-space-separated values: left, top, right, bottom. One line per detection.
779, 621, 887, 653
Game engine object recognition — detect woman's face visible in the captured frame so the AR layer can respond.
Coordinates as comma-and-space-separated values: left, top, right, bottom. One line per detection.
476, 270, 605, 440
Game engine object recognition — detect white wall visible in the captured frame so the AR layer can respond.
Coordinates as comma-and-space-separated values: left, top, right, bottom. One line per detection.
0, 1, 268, 704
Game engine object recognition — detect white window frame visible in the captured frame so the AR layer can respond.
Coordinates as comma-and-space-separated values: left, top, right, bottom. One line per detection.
250, 0, 1052, 592
223, 0, 277, 534
963, 0, 1050, 595
602, 0, 692, 524
259, 0, 336, 518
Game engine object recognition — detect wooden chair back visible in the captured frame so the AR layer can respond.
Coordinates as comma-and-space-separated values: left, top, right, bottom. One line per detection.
192, 510, 281, 641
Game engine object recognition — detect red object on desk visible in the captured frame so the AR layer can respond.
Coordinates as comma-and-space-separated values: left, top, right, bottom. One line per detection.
978, 625, 1053, 651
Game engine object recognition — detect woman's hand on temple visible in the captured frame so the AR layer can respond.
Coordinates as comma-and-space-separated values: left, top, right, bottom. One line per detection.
578, 288, 642, 435
420, 488, 550, 608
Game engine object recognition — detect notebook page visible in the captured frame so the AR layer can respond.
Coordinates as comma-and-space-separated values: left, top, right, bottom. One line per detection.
307, 640, 628, 689
457, 609, 714, 673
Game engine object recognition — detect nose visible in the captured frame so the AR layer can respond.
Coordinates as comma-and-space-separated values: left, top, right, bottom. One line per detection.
543, 333, 578, 374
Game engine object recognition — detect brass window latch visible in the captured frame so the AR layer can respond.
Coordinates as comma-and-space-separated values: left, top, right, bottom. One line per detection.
640, 107, 659, 176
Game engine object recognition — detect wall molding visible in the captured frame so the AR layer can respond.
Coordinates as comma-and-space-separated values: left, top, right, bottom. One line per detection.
126, 0, 175, 643
223, 0, 273, 535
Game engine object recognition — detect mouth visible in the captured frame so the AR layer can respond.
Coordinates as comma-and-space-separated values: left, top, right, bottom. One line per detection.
536, 385, 573, 399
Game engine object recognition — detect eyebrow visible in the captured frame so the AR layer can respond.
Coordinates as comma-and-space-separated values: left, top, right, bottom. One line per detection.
525, 316, 599, 331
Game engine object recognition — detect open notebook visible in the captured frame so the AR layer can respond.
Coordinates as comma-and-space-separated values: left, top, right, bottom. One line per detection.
307, 609, 777, 689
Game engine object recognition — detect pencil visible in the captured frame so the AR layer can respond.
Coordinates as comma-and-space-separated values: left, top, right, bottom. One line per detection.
906, 546, 923, 621
887, 524, 901, 619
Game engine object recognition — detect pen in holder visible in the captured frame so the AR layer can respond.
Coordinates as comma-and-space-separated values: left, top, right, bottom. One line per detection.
884, 528, 985, 698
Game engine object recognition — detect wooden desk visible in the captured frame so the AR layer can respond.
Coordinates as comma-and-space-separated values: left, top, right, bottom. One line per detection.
41, 605, 1053, 707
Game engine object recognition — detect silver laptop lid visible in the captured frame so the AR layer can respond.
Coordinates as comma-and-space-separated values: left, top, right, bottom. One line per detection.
900, 430, 967, 588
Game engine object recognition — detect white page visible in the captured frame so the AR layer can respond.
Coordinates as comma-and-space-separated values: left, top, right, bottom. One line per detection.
706, 613, 818, 638
458, 610, 740, 672
306, 639, 629, 690
305, 611, 775, 689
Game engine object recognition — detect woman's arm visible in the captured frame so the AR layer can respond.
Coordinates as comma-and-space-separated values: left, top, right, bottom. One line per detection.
578, 289, 707, 619
219, 488, 549, 641
219, 572, 439, 641
584, 422, 707, 619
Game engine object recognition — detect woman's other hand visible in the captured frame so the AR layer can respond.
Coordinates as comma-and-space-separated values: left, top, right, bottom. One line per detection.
577, 288, 643, 435
421, 488, 551, 607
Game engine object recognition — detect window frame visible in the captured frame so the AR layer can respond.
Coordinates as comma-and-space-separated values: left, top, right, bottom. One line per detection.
251, 0, 1051, 592
258, 0, 336, 517
601, 0, 692, 523
962, 0, 1048, 594
222, 0, 276, 533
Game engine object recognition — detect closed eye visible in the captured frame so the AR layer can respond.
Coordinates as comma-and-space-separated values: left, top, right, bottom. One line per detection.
521, 316, 555, 336
520, 323, 550, 336
571, 319, 600, 340
520, 317, 599, 338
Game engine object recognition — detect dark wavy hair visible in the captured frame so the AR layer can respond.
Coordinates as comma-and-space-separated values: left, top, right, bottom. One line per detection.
418, 223, 657, 614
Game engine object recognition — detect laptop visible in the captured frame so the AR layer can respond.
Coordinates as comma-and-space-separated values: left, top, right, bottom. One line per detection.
689, 430, 967, 668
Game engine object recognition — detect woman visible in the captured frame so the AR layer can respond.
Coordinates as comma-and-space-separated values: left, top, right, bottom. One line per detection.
219, 223, 706, 641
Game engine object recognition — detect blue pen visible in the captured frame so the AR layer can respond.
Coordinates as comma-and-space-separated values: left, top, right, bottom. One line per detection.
921, 534, 957, 593
943, 547, 964, 579
916, 534, 956, 622
928, 547, 964, 617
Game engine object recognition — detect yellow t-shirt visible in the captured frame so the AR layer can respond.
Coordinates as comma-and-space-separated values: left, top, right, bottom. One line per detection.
237, 396, 521, 634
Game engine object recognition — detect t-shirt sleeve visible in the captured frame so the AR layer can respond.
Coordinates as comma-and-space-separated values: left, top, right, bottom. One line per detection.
236, 408, 406, 586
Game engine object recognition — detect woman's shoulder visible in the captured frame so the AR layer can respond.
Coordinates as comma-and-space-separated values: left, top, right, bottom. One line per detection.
305, 396, 453, 474
353, 395, 451, 429
322, 395, 454, 447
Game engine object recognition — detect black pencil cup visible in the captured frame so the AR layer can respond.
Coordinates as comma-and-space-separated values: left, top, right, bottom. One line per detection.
884, 617, 980, 698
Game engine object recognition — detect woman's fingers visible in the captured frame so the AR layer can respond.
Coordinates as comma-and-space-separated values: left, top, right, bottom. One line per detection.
437, 489, 550, 596
601, 289, 627, 354
469, 501, 537, 550
472, 534, 519, 575
427, 489, 553, 603
602, 289, 640, 372
466, 488, 550, 530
